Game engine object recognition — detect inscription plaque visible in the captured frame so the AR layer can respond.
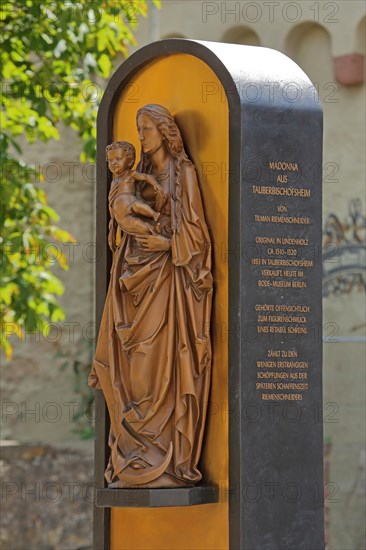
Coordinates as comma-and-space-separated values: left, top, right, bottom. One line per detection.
250, 159, 315, 403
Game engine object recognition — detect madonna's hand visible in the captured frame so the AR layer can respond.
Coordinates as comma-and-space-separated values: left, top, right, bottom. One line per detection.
134, 234, 171, 251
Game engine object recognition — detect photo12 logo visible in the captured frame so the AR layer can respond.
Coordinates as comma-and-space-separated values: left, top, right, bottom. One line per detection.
201, 2, 339, 24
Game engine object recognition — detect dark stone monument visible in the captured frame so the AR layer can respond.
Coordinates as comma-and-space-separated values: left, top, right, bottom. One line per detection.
92, 39, 324, 550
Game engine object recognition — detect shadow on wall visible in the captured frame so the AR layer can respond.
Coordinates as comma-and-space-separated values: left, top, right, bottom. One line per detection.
285, 22, 333, 81
221, 25, 260, 46
356, 16, 365, 54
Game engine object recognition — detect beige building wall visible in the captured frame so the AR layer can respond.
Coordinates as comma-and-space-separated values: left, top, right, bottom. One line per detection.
2, 2, 365, 548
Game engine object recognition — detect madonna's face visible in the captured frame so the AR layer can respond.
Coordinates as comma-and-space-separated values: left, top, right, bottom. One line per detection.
137, 113, 165, 155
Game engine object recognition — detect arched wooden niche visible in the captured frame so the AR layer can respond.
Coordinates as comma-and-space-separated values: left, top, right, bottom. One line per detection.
93, 39, 324, 550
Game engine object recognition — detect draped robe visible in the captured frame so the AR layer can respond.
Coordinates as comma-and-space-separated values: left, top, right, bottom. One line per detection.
89, 159, 213, 487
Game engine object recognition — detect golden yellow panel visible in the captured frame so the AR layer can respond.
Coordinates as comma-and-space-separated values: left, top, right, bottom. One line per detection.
111, 52, 229, 550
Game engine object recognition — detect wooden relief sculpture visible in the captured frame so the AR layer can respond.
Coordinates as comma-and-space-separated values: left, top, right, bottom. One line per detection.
89, 104, 213, 488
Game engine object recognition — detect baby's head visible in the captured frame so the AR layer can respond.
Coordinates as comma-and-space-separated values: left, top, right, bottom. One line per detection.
106, 141, 135, 170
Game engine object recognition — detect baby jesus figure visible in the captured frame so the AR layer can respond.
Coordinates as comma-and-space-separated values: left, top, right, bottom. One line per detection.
106, 141, 164, 241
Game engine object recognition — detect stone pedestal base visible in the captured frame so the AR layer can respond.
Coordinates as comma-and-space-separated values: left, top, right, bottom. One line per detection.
96, 484, 218, 508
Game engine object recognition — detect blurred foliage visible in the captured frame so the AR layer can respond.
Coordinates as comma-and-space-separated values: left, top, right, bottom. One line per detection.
0, 0, 159, 356
57, 339, 95, 439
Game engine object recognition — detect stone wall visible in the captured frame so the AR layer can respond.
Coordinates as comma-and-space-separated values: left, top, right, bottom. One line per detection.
0, 442, 93, 549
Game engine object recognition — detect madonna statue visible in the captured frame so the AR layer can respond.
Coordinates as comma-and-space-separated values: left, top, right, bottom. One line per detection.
89, 104, 213, 488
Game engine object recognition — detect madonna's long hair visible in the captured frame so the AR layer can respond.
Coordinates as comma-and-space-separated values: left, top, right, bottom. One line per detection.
136, 104, 190, 231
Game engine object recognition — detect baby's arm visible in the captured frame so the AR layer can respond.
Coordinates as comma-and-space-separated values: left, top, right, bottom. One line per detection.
132, 171, 162, 194
132, 171, 164, 212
